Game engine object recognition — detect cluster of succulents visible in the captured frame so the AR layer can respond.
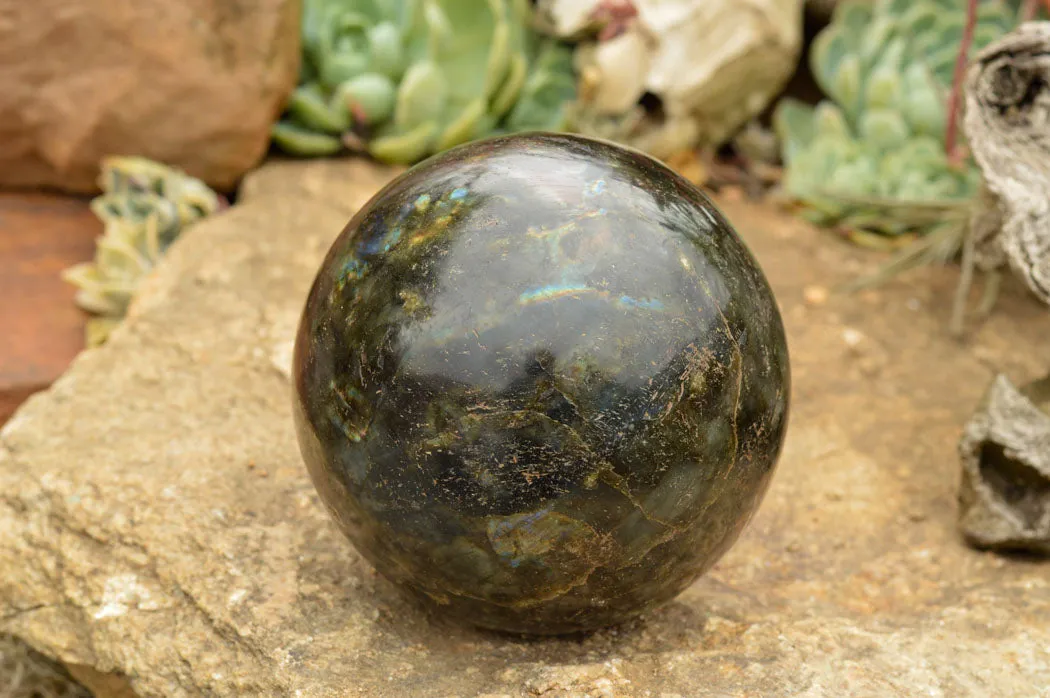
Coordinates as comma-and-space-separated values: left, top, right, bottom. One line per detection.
62, 157, 221, 346
271, 0, 578, 164
773, 0, 1024, 240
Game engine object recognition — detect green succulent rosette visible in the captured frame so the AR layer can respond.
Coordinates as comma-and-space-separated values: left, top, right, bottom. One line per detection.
62, 157, 221, 346
773, 0, 1026, 239
271, 0, 578, 165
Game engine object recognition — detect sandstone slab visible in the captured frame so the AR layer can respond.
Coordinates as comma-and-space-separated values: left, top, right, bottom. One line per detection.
1, 158, 1049, 697
0, 0, 300, 194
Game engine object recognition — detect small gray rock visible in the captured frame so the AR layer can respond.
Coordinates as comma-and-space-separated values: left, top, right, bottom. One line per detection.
958, 373, 1050, 554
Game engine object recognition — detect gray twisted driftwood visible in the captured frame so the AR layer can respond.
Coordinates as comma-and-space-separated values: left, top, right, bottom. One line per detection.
957, 21, 1050, 554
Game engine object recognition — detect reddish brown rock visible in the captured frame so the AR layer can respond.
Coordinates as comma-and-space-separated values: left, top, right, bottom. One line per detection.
0, 0, 300, 194
0, 193, 101, 426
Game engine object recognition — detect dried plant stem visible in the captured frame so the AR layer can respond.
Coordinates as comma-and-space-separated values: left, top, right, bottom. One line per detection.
978, 270, 1002, 318
945, 0, 979, 166
951, 218, 977, 337
1021, 0, 1050, 21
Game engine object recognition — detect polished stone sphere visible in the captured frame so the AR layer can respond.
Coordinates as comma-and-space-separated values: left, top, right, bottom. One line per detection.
292, 133, 790, 635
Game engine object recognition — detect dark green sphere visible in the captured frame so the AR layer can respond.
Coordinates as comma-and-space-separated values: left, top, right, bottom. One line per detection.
292, 133, 790, 635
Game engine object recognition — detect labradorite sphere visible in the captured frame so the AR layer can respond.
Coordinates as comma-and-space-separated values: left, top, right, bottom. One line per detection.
292, 133, 790, 635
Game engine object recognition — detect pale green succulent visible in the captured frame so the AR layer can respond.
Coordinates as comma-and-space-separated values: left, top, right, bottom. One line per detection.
773, 0, 1026, 238
62, 157, 221, 346
272, 0, 578, 164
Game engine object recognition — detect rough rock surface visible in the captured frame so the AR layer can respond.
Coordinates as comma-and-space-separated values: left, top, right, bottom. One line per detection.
0, 0, 300, 194
958, 373, 1050, 554
1, 158, 1049, 697
540, 0, 802, 158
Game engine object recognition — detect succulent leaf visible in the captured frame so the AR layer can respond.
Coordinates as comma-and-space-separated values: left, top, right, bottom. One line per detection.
272, 121, 345, 156
320, 51, 373, 88
835, 1, 874, 36
810, 26, 849, 102
830, 55, 863, 122
899, 4, 936, 35
772, 98, 816, 162
503, 41, 576, 132
369, 121, 440, 163
336, 73, 397, 124
864, 39, 905, 110
490, 53, 529, 119
899, 63, 944, 137
421, 0, 454, 56
288, 84, 352, 134
483, 13, 513, 100
367, 21, 405, 78
858, 108, 909, 150
394, 60, 449, 129
813, 102, 851, 139
859, 15, 896, 65
436, 97, 488, 151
